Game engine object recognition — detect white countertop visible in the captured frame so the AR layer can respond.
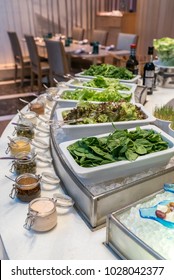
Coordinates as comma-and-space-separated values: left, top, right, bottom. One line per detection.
1, 85, 174, 260
0, 107, 115, 260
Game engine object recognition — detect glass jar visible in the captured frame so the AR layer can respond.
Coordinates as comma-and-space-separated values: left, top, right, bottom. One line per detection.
6, 136, 31, 156
92, 41, 99, 54
24, 197, 57, 231
9, 173, 41, 202
15, 120, 34, 139
45, 87, 59, 107
20, 111, 37, 125
29, 100, 45, 115
11, 151, 37, 175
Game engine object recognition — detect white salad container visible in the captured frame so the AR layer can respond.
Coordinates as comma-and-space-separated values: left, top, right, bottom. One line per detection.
55, 103, 156, 138
59, 125, 174, 184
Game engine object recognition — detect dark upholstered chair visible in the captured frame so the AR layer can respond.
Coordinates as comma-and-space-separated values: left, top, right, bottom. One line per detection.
25, 34, 50, 92
7, 31, 31, 87
72, 27, 85, 41
112, 32, 139, 66
45, 39, 70, 84
91, 29, 109, 46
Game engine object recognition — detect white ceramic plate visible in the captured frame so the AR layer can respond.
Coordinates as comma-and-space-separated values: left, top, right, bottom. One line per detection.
53, 193, 74, 208
32, 138, 49, 150
59, 125, 174, 184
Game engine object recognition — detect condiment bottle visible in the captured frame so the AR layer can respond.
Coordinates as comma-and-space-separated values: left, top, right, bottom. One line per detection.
126, 44, 139, 75
143, 46, 155, 95
24, 197, 57, 231
6, 136, 31, 156
9, 173, 41, 202
10, 151, 37, 175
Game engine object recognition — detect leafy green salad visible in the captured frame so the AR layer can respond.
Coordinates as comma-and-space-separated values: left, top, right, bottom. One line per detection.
153, 37, 174, 66
62, 101, 146, 124
61, 87, 132, 102
67, 127, 169, 167
82, 64, 134, 79
82, 76, 131, 90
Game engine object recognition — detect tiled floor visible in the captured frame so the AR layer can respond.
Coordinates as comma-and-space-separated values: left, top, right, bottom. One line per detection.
0, 119, 10, 136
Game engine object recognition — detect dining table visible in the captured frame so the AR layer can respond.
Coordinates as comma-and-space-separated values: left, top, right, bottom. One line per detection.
34, 37, 110, 65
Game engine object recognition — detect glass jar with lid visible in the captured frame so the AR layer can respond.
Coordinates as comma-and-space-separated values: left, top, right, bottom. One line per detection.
20, 111, 37, 125
29, 100, 45, 115
9, 173, 41, 202
23, 197, 57, 231
6, 136, 31, 156
14, 120, 35, 139
10, 151, 37, 175
23, 193, 74, 232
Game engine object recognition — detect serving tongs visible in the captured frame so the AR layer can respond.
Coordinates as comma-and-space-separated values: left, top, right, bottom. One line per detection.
44, 117, 84, 128
63, 74, 81, 83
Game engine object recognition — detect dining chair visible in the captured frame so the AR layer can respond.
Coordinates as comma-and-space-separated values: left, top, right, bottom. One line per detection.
7, 31, 31, 87
24, 34, 50, 92
44, 39, 70, 85
72, 27, 85, 41
116, 32, 138, 51
81, 29, 109, 66
91, 29, 109, 46
111, 32, 139, 66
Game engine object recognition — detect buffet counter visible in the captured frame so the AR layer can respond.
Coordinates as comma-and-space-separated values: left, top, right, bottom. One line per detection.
0, 85, 174, 260
0, 104, 115, 260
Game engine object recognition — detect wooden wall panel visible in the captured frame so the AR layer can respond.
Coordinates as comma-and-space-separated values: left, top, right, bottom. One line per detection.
136, 0, 174, 58
0, 0, 138, 68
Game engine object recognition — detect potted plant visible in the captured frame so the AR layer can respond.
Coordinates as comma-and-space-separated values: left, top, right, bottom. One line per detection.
153, 105, 174, 134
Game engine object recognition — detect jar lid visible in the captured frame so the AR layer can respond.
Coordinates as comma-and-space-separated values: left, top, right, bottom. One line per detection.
53, 193, 74, 208
30, 197, 55, 214
41, 172, 60, 185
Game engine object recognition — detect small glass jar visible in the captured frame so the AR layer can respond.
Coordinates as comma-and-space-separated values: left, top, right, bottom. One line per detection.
20, 111, 37, 125
15, 120, 34, 139
9, 173, 41, 202
45, 87, 59, 107
6, 136, 31, 156
11, 151, 37, 175
29, 100, 45, 115
24, 197, 57, 231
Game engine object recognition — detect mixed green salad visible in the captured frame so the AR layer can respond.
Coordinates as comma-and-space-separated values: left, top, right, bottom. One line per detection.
61, 87, 132, 102
82, 76, 131, 90
67, 127, 169, 167
153, 37, 174, 66
82, 64, 134, 79
62, 102, 146, 124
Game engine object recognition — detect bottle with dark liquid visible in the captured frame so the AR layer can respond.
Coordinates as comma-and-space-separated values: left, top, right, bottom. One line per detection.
126, 44, 139, 75
143, 46, 155, 95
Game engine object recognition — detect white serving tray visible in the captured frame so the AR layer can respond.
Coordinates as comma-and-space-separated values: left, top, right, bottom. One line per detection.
75, 71, 141, 83
56, 87, 134, 107
59, 125, 174, 184
55, 103, 156, 138
65, 78, 137, 95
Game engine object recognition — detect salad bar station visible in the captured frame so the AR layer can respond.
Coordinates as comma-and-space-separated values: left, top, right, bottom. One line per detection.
1, 58, 174, 260
49, 69, 174, 229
